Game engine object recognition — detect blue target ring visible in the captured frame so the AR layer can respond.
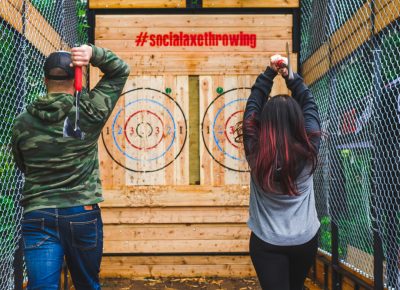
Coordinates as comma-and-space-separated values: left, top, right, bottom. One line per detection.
212, 98, 248, 162
101, 87, 188, 173
112, 98, 176, 162
201, 87, 251, 173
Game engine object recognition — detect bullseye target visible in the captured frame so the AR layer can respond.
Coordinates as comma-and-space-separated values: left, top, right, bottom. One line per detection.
201, 87, 251, 172
101, 88, 187, 172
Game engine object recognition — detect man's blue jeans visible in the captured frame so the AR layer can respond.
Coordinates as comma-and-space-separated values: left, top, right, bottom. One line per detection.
22, 204, 103, 290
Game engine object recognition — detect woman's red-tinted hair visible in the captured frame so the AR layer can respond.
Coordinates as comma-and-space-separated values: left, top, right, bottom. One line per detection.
243, 95, 318, 196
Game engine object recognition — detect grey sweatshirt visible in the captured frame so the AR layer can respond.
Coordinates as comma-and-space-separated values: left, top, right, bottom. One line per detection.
243, 67, 321, 246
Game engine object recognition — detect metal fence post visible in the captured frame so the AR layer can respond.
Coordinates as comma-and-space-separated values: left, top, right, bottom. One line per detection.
370, 48, 385, 290
13, 238, 24, 290
13, 1, 28, 288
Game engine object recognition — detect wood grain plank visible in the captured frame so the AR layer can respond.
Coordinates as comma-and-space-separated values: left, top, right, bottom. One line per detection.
102, 186, 250, 207
330, 2, 371, 50
96, 14, 293, 28
104, 239, 249, 253
374, 0, 400, 32
203, 0, 299, 8
303, 57, 330, 86
101, 255, 255, 278
117, 52, 292, 75
104, 224, 249, 241
89, 0, 185, 9
301, 43, 329, 77
96, 39, 290, 53
101, 206, 248, 224
331, 21, 371, 66
1, 0, 23, 32
95, 26, 292, 40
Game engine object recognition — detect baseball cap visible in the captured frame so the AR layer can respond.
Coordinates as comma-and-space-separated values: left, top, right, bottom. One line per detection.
44, 51, 74, 80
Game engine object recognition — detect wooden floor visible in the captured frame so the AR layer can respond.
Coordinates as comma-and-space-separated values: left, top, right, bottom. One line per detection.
60, 276, 323, 290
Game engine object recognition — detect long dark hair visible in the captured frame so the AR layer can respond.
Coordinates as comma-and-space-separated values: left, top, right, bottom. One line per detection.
242, 95, 318, 196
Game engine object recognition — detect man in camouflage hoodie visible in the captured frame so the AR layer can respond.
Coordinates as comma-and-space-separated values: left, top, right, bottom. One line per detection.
12, 44, 130, 290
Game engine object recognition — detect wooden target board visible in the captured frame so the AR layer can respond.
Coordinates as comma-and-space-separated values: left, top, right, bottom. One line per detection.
200, 76, 251, 186
200, 75, 289, 186
99, 76, 189, 186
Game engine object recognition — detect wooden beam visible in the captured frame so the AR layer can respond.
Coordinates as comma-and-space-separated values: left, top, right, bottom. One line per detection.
104, 239, 249, 253
301, 43, 329, 77
330, 2, 371, 50
189, 76, 200, 185
89, 0, 186, 9
96, 39, 290, 53
303, 57, 330, 86
1, 0, 67, 56
0, 0, 24, 32
374, 0, 393, 13
104, 224, 249, 241
101, 207, 248, 224
102, 186, 250, 207
115, 52, 295, 75
203, 0, 299, 8
374, 0, 400, 32
25, 1, 64, 55
95, 26, 293, 40
100, 255, 255, 278
331, 21, 371, 66
95, 14, 293, 28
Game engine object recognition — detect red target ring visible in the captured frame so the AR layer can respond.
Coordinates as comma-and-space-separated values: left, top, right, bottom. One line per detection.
124, 110, 164, 150
224, 110, 244, 149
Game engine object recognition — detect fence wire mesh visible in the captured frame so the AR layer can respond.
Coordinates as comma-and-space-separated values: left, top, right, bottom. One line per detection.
0, 1, 88, 288
301, 0, 400, 288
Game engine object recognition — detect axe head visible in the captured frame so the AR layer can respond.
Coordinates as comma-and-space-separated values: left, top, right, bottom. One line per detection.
286, 42, 294, 80
63, 117, 85, 140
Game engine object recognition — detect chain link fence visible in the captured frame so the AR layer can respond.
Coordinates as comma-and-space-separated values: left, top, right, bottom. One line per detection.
301, 0, 400, 288
0, 1, 88, 288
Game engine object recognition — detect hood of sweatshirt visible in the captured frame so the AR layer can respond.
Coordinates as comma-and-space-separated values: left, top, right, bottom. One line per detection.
27, 93, 74, 122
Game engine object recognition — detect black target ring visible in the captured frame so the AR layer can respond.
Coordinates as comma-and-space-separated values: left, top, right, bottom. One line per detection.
201, 87, 251, 173
101, 87, 188, 173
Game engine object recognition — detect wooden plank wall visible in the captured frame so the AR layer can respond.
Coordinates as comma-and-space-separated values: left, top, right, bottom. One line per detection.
95, 14, 295, 75
100, 186, 253, 277
93, 13, 297, 277
95, 14, 296, 186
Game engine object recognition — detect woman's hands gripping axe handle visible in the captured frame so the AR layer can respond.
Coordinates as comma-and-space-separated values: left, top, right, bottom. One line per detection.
270, 42, 294, 80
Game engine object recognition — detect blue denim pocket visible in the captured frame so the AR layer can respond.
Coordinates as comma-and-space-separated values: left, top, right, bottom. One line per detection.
70, 218, 98, 250
22, 218, 50, 249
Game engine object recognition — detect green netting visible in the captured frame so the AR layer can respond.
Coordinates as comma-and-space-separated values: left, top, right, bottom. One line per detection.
301, 1, 400, 288
0, 1, 88, 288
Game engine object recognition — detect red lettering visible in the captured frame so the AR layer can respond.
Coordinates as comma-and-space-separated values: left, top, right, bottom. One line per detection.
163, 34, 169, 46
149, 34, 155, 46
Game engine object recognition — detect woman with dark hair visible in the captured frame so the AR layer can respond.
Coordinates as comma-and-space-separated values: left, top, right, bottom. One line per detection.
242, 56, 321, 290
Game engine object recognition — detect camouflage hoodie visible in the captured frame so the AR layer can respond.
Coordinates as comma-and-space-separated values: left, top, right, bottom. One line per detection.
12, 45, 130, 213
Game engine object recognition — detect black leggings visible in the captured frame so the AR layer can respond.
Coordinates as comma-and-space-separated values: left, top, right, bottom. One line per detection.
249, 232, 318, 290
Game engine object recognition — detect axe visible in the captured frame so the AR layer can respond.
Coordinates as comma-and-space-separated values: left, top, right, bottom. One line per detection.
63, 66, 85, 140
286, 42, 294, 80
275, 42, 294, 80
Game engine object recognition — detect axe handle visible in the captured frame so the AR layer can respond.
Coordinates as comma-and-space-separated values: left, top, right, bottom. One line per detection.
74, 66, 82, 92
